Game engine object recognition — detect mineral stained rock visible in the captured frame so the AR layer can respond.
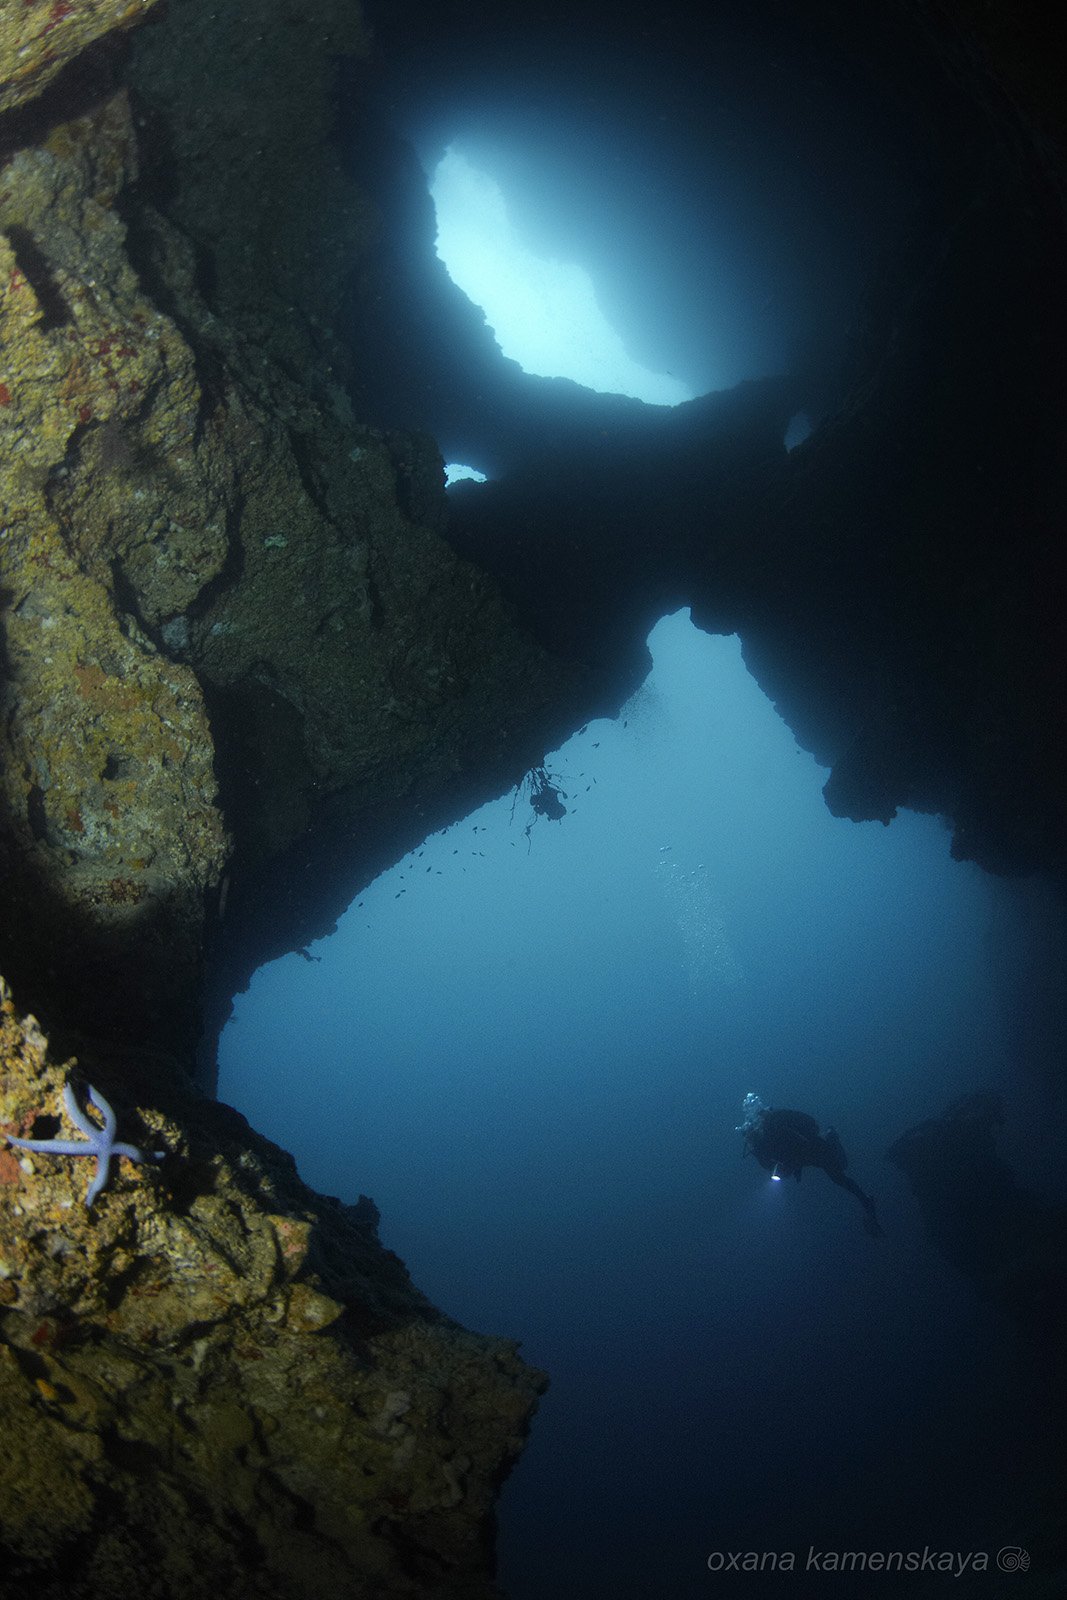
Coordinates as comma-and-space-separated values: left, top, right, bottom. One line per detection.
0, 979, 546, 1599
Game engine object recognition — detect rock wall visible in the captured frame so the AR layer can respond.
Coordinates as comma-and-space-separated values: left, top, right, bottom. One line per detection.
1, 86, 227, 1051
2, 4, 565, 1593
0, 0, 159, 117
1, 2, 583, 1051
0, 981, 544, 1598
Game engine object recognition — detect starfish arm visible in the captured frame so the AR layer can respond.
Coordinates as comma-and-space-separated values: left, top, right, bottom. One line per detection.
87, 1085, 117, 1142
3, 1134, 94, 1155
63, 1082, 102, 1139
85, 1155, 111, 1208
5, 1080, 162, 1204
111, 1141, 149, 1164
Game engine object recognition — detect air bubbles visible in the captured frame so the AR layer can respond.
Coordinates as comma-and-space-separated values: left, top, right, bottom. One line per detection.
655, 856, 743, 992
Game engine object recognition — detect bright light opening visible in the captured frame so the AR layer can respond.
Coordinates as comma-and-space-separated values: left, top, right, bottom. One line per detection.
444, 463, 488, 487
430, 146, 693, 407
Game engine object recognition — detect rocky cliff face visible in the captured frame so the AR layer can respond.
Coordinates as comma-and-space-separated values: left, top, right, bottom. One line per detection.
2, 0, 1066, 1594
1, 1, 582, 1056
0, 984, 545, 1598
1, 4, 562, 1594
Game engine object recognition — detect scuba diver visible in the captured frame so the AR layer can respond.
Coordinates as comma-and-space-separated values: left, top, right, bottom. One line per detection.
737, 1093, 883, 1237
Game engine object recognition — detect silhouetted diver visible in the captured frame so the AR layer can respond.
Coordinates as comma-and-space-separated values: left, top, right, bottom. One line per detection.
737, 1093, 883, 1236
887, 1093, 1067, 1332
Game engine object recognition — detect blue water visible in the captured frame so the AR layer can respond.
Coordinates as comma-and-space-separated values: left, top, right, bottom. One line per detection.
218, 610, 1062, 1598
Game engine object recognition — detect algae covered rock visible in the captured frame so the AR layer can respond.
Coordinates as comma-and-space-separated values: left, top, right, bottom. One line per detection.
2, 13, 577, 1048
0, 0, 161, 117
0, 89, 229, 1048
0, 978, 546, 1599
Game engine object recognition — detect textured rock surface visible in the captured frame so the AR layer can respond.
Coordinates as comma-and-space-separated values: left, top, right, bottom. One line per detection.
0, 979, 544, 1598
2, 4, 562, 1593
0, 0, 159, 117
122, 0, 587, 1019
1, 7, 580, 1049
0, 88, 228, 1049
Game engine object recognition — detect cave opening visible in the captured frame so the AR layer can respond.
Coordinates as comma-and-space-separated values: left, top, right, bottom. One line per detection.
353, 0, 942, 463
217, 609, 1066, 1599
444, 462, 488, 487
429, 145, 696, 406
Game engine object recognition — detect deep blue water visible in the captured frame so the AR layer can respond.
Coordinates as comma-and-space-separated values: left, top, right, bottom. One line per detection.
218, 611, 1064, 1598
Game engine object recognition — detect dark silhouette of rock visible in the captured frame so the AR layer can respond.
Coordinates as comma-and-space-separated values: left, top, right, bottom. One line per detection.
887, 1094, 1067, 1339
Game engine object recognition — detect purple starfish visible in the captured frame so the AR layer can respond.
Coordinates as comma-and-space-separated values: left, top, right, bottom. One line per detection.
3, 1081, 161, 1207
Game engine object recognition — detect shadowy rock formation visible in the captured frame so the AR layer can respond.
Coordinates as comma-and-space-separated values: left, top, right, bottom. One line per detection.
887, 1093, 1067, 1338
345, 0, 1067, 877
0, 84, 229, 1054
1, 2, 583, 1059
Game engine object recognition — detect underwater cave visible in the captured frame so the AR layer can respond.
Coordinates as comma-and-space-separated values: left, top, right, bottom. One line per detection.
219, 613, 1067, 1599
217, 4, 1067, 1591
1, 2, 1066, 1598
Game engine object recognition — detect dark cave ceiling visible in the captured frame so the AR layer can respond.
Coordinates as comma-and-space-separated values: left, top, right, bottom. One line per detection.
352, 0, 978, 427
342, 0, 1067, 883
